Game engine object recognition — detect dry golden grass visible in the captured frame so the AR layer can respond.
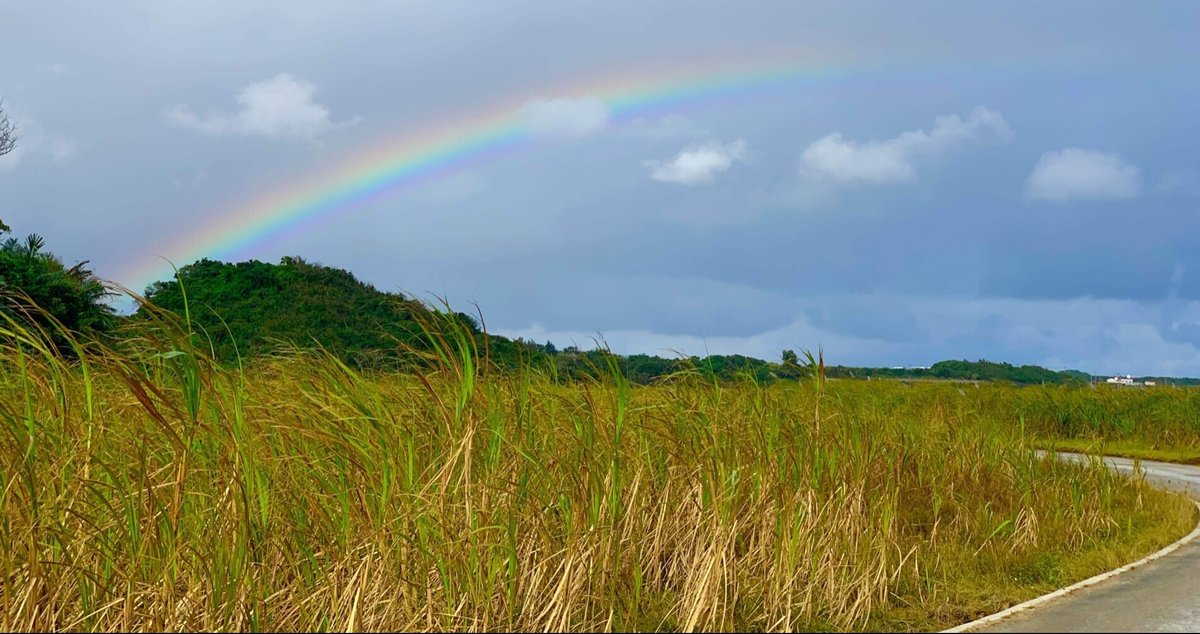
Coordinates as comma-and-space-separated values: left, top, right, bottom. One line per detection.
0, 306, 1193, 631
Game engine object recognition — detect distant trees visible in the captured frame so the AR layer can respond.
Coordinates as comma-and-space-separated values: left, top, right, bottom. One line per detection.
821, 359, 1082, 385
777, 349, 804, 380
0, 225, 115, 336
139, 256, 572, 370
547, 350, 777, 384
142, 257, 429, 363
0, 199, 1091, 384
926, 359, 1069, 384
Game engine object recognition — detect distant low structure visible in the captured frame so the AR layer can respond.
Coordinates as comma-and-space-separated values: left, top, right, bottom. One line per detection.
1105, 374, 1154, 387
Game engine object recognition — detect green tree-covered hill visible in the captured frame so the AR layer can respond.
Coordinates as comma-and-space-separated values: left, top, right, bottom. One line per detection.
137, 257, 1093, 384
141, 257, 476, 366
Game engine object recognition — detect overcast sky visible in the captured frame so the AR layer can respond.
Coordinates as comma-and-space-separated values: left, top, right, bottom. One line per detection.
3, 2, 1199, 375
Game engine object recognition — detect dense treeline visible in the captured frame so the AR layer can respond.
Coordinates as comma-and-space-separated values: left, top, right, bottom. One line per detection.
825, 359, 1078, 385
136, 256, 1091, 384
136, 257, 794, 382
0, 223, 1099, 385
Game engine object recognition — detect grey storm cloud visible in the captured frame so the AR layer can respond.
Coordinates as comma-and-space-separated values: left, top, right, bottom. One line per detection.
2, 1, 1200, 374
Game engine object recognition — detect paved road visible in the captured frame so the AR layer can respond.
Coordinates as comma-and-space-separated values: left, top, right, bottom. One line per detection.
978, 454, 1200, 633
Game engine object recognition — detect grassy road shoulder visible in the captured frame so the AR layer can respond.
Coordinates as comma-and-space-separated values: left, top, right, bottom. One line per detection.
1036, 438, 1200, 466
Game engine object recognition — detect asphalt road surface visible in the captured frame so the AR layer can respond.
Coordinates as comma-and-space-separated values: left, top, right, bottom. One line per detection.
977, 454, 1200, 633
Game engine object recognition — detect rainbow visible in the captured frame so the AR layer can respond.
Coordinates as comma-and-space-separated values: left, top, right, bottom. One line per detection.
120, 54, 858, 291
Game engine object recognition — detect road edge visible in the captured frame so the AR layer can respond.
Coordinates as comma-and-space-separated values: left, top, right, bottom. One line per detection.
941, 494, 1200, 632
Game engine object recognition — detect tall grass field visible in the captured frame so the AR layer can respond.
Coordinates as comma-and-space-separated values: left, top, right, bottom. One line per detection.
0, 305, 1195, 631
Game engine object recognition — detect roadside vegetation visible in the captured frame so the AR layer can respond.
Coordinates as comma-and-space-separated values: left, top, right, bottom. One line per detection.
1009, 385, 1200, 464
0, 298, 1194, 632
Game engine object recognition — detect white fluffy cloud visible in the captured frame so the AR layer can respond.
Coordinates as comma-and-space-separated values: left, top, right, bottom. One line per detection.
519, 96, 610, 138
800, 106, 1010, 185
1026, 148, 1142, 202
166, 73, 358, 141
644, 139, 748, 185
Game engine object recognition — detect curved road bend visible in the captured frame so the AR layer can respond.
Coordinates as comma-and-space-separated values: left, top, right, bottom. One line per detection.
977, 454, 1200, 633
